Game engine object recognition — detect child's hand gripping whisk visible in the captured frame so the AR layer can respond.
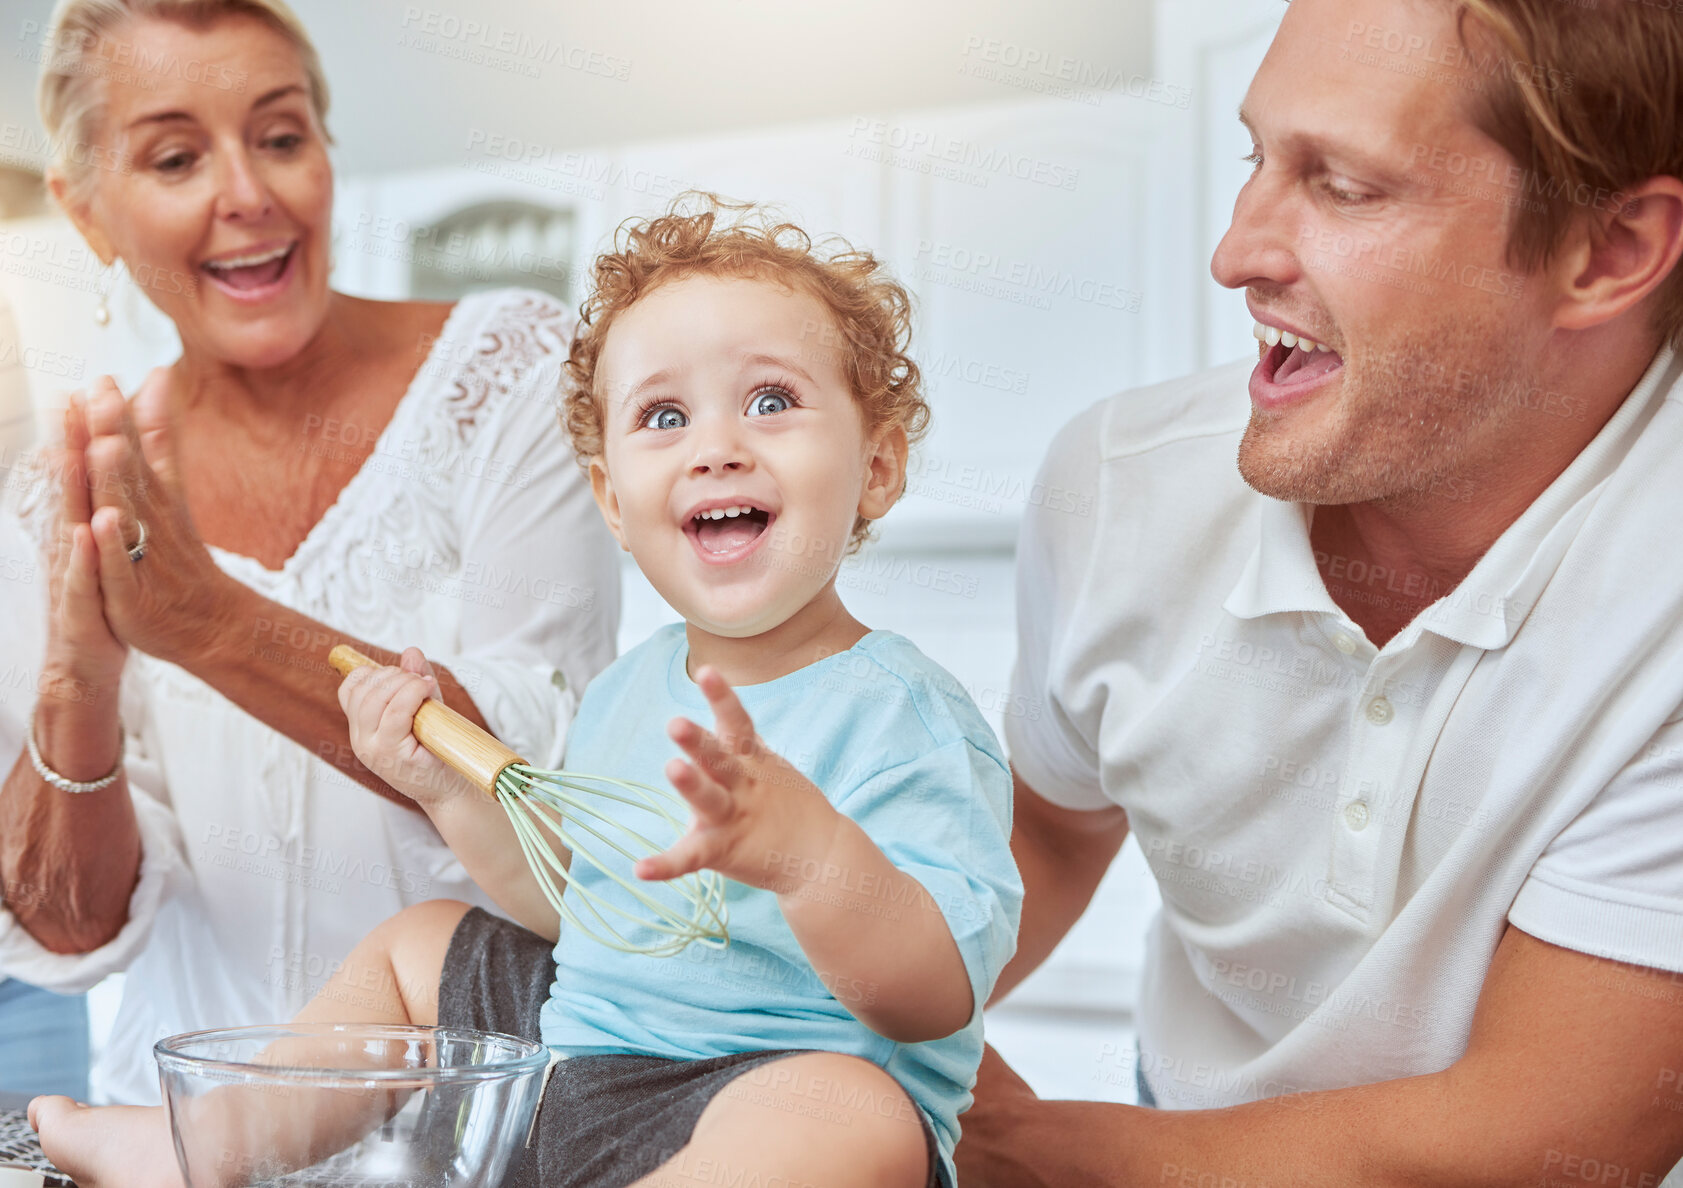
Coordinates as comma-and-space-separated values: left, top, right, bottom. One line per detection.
331, 644, 729, 956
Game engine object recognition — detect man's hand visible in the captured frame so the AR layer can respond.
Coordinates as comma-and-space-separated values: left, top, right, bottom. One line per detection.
991, 766, 1128, 1007
956, 1045, 1060, 1188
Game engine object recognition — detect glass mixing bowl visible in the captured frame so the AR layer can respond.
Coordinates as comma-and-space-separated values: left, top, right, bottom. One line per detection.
155, 1024, 550, 1187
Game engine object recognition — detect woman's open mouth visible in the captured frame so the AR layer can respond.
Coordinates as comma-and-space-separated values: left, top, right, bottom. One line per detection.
200, 242, 299, 303
683, 503, 776, 566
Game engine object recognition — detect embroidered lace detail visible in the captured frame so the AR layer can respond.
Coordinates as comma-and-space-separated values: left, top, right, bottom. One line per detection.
311, 290, 570, 637
214, 291, 575, 648
441, 291, 572, 440
8, 446, 59, 558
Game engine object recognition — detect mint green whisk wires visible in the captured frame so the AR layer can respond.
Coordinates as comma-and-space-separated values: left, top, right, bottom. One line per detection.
495, 767, 730, 956
329, 645, 730, 956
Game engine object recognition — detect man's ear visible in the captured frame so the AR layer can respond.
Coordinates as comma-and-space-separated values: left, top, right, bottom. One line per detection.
46, 169, 117, 266
858, 422, 909, 522
1550, 175, 1683, 335
588, 456, 631, 552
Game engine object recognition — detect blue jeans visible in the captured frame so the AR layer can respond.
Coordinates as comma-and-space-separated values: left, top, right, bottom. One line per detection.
0, 979, 89, 1100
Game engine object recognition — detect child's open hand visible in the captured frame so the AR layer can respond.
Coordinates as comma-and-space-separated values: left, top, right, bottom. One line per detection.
336, 646, 474, 811
636, 665, 841, 890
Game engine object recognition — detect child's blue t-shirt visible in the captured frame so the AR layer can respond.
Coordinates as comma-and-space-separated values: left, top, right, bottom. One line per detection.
538, 623, 1023, 1183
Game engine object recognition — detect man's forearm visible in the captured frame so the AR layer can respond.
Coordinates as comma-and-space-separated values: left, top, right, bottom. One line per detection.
989, 825, 1112, 1004
990, 770, 1128, 1005
967, 929, 1683, 1188
984, 1070, 1681, 1188
991, 1076, 1494, 1188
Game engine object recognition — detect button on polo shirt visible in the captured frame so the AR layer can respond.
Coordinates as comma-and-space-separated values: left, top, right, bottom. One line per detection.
1007, 349, 1683, 1112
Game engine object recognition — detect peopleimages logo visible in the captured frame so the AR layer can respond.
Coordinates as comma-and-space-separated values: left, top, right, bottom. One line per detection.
201, 823, 433, 896
0, 339, 84, 381
958, 35, 1192, 109
913, 239, 1144, 314
398, 8, 631, 80
17, 21, 248, 91
845, 118, 1081, 192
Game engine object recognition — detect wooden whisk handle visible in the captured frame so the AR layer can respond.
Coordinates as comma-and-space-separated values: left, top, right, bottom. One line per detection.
328, 644, 527, 797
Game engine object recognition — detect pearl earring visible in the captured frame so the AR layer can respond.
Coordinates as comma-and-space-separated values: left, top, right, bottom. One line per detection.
93, 261, 115, 326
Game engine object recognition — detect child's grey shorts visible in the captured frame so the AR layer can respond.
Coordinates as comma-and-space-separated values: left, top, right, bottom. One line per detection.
437, 906, 943, 1188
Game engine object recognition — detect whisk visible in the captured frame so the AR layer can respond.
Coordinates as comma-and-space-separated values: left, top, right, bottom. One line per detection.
329, 645, 729, 956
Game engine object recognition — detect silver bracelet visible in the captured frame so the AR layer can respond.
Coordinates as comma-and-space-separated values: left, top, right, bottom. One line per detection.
27, 709, 125, 794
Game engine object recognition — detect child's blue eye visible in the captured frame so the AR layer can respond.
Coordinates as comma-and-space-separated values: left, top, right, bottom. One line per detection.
641, 405, 688, 430
748, 389, 793, 416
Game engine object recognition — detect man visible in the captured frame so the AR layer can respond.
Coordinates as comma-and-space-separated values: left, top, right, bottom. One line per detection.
960, 0, 1683, 1183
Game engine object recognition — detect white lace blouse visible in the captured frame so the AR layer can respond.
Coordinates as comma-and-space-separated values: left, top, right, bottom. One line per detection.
0, 289, 621, 1105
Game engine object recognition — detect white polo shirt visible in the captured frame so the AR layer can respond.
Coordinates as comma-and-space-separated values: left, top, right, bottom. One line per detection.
1006, 348, 1683, 1110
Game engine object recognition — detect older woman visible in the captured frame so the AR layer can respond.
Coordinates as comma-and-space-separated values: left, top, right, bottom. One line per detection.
0, 0, 619, 1105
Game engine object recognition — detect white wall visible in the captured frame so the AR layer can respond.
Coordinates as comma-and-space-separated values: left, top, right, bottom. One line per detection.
0, 0, 1154, 174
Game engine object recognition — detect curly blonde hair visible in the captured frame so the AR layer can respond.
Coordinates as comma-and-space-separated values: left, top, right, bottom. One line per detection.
563, 193, 928, 553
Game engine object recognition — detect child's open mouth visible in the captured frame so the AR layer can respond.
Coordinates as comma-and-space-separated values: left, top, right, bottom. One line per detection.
683, 501, 776, 565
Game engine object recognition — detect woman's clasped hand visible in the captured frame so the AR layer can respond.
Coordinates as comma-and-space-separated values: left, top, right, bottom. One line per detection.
47, 371, 240, 689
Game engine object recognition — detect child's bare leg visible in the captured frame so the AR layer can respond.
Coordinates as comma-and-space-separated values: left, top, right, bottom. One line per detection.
630, 1052, 929, 1188
289, 896, 466, 1029
31, 899, 471, 1188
